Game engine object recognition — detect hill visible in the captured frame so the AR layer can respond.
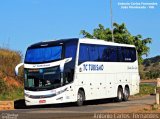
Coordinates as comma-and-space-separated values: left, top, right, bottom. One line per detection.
141, 55, 160, 79
0, 48, 23, 100
143, 55, 160, 66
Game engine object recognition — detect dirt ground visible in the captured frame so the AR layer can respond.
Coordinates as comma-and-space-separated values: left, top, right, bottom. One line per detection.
140, 79, 157, 83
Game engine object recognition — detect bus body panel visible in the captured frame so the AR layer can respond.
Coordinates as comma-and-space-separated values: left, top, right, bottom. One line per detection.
20, 38, 140, 106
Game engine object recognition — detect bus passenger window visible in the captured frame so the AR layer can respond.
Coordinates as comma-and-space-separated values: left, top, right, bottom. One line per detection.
89, 45, 99, 61
98, 46, 106, 61
102, 48, 110, 61
79, 44, 89, 64
109, 47, 117, 62
117, 47, 124, 62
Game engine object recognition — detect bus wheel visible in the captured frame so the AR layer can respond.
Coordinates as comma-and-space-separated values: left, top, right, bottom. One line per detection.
76, 90, 85, 106
116, 87, 123, 102
123, 86, 130, 101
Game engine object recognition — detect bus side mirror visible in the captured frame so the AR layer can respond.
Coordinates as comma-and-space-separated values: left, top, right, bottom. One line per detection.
15, 63, 24, 76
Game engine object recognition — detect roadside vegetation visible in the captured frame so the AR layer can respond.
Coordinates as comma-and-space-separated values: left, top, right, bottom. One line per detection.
0, 48, 24, 100
141, 56, 160, 79
0, 85, 23, 101
136, 84, 155, 96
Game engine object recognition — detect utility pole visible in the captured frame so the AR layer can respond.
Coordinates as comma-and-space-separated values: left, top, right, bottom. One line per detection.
110, 0, 114, 42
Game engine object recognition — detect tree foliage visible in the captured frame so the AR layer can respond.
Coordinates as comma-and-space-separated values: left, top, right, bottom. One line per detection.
80, 23, 152, 64
145, 70, 160, 79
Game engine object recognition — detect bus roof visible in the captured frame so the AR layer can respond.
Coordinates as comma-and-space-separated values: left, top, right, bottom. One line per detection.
28, 38, 78, 49
28, 38, 135, 49
79, 38, 135, 48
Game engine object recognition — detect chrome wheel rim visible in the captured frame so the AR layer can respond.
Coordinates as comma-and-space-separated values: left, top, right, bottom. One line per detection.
124, 89, 129, 98
118, 91, 122, 99
78, 93, 83, 102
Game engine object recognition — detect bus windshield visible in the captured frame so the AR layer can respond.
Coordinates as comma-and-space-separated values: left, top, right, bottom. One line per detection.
24, 66, 61, 91
25, 46, 62, 63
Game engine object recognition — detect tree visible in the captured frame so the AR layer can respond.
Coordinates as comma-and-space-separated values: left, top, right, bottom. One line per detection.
145, 70, 160, 79
80, 23, 152, 64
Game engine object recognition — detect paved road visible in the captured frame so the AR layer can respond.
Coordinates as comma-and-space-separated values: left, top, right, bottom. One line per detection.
0, 95, 155, 119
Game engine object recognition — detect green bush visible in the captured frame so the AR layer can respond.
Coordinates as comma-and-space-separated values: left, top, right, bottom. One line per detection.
0, 87, 24, 101
136, 84, 155, 96
0, 79, 8, 94
145, 70, 160, 79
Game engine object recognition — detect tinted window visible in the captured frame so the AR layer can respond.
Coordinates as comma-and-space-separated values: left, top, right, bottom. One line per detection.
89, 45, 99, 61
123, 47, 131, 62
25, 46, 62, 63
108, 46, 117, 62
79, 44, 89, 63
78, 43, 136, 64
99, 46, 117, 62
129, 47, 136, 62
117, 47, 124, 62
98, 45, 106, 61
119, 47, 136, 62
65, 42, 77, 60
101, 46, 110, 61
79, 44, 99, 64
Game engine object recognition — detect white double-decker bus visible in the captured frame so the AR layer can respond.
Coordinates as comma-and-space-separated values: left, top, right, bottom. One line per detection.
15, 38, 140, 106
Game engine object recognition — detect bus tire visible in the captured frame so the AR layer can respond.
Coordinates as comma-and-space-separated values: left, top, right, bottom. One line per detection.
123, 86, 130, 101
116, 87, 123, 102
76, 90, 85, 106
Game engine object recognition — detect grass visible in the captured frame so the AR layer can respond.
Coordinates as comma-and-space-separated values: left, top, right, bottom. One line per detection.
136, 84, 155, 96
0, 87, 24, 101
0, 48, 24, 101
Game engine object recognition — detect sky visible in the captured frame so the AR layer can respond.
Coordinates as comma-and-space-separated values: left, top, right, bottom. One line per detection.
0, 0, 159, 59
